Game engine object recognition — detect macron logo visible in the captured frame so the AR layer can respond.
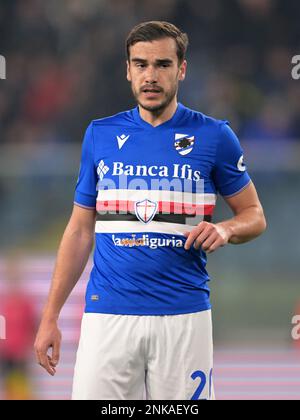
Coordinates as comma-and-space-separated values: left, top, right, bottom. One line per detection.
117, 134, 130, 150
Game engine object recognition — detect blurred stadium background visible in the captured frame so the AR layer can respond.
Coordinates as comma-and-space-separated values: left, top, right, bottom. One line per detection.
0, 0, 300, 400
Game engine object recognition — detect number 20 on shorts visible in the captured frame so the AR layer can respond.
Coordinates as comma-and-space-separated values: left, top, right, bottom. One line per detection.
191, 369, 213, 400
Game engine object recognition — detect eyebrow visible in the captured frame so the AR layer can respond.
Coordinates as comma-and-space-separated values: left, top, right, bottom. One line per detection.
131, 58, 174, 65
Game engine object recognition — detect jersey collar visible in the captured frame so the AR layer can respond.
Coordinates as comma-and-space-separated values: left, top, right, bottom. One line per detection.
132, 102, 186, 129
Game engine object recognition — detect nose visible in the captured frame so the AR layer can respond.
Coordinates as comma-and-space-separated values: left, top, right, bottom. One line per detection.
144, 65, 158, 84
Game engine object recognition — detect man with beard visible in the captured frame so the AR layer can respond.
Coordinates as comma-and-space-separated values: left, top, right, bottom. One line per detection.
34, 21, 266, 400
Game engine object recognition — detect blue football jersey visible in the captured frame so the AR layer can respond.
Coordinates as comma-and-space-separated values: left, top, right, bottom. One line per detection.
74, 103, 251, 315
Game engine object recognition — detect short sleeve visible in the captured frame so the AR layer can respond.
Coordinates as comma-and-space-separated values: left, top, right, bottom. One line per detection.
212, 122, 251, 197
74, 122, 98, 208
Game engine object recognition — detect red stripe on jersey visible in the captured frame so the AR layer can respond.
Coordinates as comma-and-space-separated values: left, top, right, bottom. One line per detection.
96, 200, 215, 216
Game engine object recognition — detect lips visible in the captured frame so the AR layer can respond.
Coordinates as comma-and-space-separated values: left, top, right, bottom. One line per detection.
143, 89, 161, 93
141, 86, 163, 94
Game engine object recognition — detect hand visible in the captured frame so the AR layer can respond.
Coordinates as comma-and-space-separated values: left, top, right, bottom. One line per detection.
34, 319, 62, 376
184, 221, 231, 253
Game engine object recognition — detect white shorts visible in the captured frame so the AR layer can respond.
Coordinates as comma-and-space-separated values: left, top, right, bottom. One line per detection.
72, 310, 214, 400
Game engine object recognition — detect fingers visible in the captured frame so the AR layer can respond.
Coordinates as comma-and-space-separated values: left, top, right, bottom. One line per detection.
184, 222, 206, 250
197, 231, 219, 251
184, 222, 227, 253
205, 237, 224, 254
184, 222, 214, 250
35, 346, 56, 376
34, 323, 62, 376
50, 341, 60, 368
47, 355, 57, 373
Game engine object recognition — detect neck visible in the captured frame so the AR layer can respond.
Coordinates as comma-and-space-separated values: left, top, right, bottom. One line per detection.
138, 97, 178, 127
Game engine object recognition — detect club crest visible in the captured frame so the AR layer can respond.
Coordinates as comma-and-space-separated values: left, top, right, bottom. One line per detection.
174, 134, 195, 156
135, 199, 158, 224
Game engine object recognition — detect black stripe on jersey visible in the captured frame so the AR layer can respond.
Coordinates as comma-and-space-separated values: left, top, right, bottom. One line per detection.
96, 213, 212, 224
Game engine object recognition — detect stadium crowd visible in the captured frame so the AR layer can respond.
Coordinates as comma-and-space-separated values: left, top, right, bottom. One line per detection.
0, 0, 300, 147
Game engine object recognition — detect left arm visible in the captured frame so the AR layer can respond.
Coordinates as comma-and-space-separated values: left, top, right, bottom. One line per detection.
184, 182, 267, 253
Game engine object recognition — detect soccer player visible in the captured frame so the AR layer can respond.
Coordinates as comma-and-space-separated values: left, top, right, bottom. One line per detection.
34, 21, 266, 400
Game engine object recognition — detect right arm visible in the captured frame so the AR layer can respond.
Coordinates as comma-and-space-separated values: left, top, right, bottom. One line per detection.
34, 204, 96, 375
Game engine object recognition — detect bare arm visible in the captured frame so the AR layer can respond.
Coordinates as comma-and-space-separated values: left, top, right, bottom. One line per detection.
34, 204, 96, 375
184, 182, 267, 252
217, 181, 266, 245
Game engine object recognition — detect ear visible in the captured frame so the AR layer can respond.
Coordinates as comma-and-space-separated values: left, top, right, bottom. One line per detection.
179, 60, 187, 81
126, 60, 131, 82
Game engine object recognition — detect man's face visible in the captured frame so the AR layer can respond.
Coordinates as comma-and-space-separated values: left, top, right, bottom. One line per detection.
127, 38, 187, 113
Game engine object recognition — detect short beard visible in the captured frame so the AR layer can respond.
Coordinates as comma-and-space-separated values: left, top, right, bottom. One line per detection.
132, 84, 178, 116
